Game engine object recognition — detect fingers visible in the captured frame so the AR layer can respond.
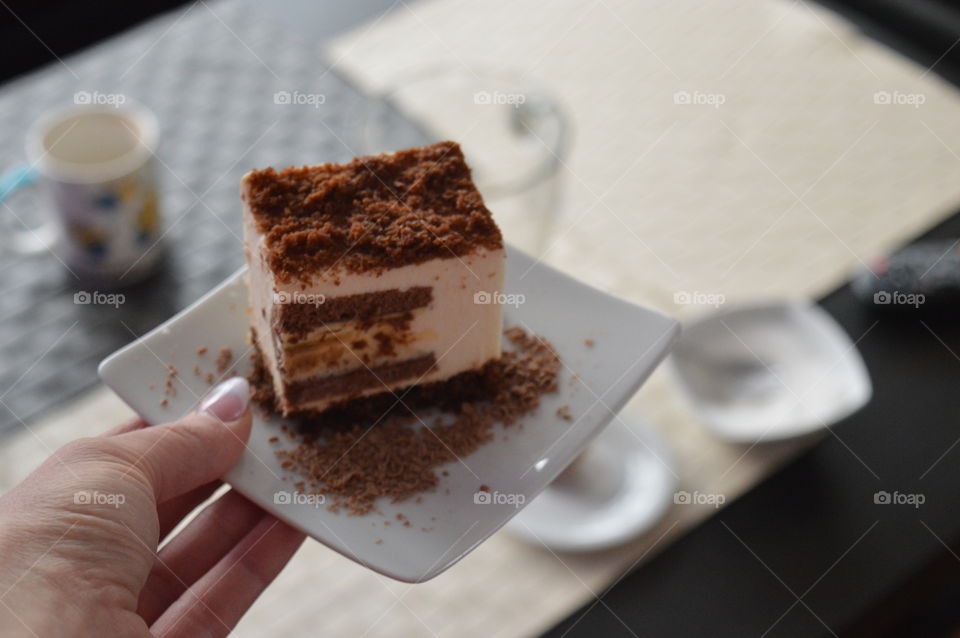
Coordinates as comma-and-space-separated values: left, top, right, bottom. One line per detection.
139, 490, 266, 624
156, 481, 223, 540
100, 416, 149, 437
111, 378, 252, 503
150, 516, 305, 638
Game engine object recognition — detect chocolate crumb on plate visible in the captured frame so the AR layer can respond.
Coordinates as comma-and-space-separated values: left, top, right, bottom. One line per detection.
163, 365, 178, 398
252, 326, 560, 515
584, 338, 594, 347
197, 346, 208, 356
556, 405, 573, 421
215, 348, 233, 373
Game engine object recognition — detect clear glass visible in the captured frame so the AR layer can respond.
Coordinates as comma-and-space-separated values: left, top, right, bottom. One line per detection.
360, 66, 569, 257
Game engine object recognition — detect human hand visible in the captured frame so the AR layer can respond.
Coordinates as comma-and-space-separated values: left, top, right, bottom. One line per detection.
0, 377, 305, 637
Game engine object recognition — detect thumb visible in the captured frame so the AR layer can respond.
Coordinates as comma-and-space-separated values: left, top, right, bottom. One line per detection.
112, 377, 252, 503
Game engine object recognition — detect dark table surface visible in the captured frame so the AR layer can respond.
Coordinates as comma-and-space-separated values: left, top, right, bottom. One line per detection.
4, 1, 960, 637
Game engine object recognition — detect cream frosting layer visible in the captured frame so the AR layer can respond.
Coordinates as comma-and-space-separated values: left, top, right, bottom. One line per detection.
242, 179, 505, 414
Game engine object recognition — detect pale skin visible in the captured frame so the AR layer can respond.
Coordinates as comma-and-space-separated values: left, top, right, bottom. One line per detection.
0, 377, 304, 637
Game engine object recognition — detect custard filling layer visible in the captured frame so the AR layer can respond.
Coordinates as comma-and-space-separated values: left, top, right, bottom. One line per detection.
278, 309, 438, 380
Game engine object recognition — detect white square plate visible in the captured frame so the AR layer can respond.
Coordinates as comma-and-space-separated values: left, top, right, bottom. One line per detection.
99, 247, 679, 582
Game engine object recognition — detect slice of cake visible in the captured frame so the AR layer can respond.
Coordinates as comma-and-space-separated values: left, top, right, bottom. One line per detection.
241, 141, 506, 415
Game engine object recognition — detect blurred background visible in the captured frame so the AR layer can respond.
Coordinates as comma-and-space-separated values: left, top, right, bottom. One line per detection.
4, 0, 960, 636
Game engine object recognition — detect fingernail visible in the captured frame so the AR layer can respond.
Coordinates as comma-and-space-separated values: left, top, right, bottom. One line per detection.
199, 377, 250, 422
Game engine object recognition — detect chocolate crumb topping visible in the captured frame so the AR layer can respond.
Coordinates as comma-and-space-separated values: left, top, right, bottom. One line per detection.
243, 142, 503, 283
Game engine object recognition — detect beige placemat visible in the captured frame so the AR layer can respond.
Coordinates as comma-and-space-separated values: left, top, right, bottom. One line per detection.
4, 1, 960, 636
331, 0, 960, 315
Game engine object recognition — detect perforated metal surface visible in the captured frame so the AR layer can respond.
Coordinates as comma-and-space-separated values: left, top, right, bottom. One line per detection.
0, 1, 417, 433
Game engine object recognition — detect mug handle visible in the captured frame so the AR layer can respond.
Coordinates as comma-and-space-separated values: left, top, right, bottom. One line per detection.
0, 164, 56, 255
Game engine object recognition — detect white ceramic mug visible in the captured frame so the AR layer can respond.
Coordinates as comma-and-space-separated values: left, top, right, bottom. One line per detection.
0, 102, 164, 285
